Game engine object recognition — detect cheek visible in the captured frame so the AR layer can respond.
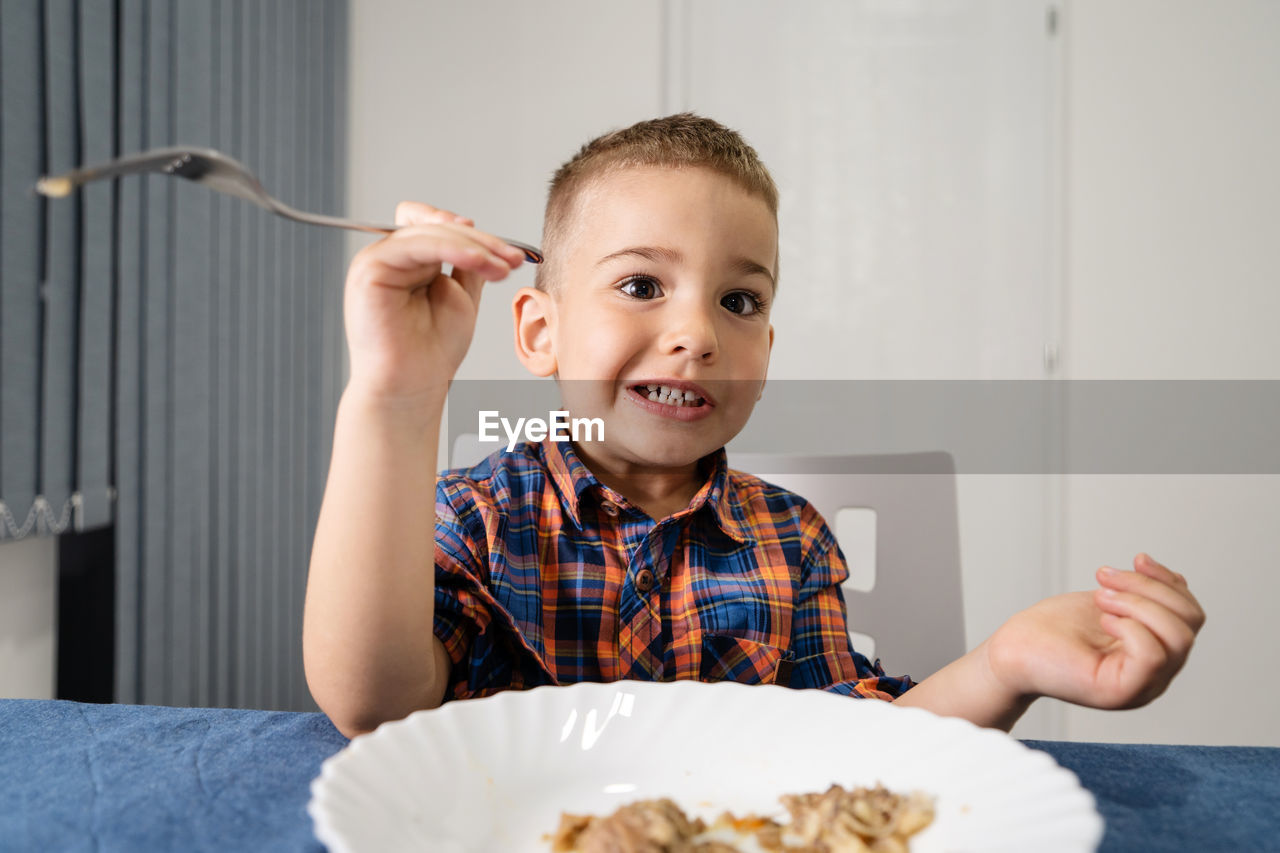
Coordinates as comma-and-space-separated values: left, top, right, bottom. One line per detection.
725, 324, 773, 374
561, 323, 640, 378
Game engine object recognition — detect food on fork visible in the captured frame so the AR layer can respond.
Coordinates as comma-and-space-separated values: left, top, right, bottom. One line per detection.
550, 783, 935, 852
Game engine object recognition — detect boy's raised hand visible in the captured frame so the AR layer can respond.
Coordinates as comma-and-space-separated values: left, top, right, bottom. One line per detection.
985, 553, 1206, 711
343, 201, 526, 401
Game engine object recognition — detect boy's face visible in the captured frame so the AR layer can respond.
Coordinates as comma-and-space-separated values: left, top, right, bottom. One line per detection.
516, 165, 777, 472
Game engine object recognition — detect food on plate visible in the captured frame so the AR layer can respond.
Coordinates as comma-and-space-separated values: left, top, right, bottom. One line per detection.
776, 784, 935, 852
552, 799, 713, 852
550, 783, 935, 852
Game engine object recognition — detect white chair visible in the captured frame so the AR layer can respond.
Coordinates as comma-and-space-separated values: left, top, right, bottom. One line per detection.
449, 437, 965, 681
726, 452, 965, 681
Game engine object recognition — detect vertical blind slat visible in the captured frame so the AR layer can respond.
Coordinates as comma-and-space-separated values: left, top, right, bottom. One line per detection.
256, 0, 277, 709
275, 0, 294, 706
113, 0, 146, 701
0, 0, 44, 533
300, 0, 316, 712
307, 0, 324, 712
234, 0, 259, 709
173, 0, 217, 708
41, 0, 79, 532
298, 0, 320, 712
76, 0, 116, 530
286, 0, 300, 713
141, 0, 173, 705
273, 0, 290, 712
271, 0, 287, 711
213, 0, 237, 708
286, 0, 303, 713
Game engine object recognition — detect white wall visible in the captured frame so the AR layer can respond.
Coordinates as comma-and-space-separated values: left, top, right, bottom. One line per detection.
0, 536, 57, 699
1051, 0, 1280, 745
345, 1, 666, 380
345, 0, 1277, 746
666, 0, 1063, 741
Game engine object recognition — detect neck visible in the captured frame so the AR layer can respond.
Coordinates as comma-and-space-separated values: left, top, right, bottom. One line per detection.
571, 442, 706, 520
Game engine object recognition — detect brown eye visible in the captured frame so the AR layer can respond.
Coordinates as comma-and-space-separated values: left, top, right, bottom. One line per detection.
721, 291, 762, 315
620, 276, 662, 299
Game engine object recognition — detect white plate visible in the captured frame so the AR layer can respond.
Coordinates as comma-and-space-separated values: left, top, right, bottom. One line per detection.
308, 681, 1103, 853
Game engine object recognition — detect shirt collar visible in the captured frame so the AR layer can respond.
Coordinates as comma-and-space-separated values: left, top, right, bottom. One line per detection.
540, 439, 754, 544
698, 450, 756, 545
541, 438, 601, 529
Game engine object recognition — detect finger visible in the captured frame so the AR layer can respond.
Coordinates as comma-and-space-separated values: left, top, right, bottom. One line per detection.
1136, 548, 1192, 594
1096, 566, 1205, 632
1096, 612, 1175, 709
450, 264, 486, 307
442, 222, 527, 267
1095, 587, 1197, 658
1134, 552, 1188, 586
1098, 612, 1168, 674
393, 200, 470, 228
393, 220, 526, 269
357, 230, 514, 288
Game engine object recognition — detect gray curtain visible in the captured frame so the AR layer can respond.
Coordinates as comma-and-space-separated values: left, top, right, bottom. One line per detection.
1, 0, 348, 711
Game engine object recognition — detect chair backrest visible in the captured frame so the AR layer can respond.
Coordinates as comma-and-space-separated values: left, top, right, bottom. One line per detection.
448, 438, 964, 681
725, 452, 965, 681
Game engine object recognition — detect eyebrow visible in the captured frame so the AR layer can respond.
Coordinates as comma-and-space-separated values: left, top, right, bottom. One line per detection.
595, 245, 776, 289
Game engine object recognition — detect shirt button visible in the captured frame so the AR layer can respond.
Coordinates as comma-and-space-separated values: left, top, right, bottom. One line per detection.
634, 569, 655, 593
600, 500, 620, 517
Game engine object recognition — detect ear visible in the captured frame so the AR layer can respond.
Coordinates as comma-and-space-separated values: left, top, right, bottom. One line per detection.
758, 324, 775, 400
512, 287, 558, 377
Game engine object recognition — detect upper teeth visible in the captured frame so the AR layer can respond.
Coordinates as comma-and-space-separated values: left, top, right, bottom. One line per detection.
643, 384, 701, 406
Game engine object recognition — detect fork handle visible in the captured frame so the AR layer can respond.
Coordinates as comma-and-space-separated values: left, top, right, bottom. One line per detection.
277, 206, 543, 264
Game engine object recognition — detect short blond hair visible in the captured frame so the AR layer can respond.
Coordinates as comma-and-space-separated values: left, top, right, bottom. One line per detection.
534, 113, 779, 292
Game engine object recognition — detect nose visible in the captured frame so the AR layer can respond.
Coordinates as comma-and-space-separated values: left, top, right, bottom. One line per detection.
659, 300, 719, 362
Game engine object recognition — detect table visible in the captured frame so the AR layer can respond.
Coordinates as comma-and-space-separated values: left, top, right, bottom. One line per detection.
1, 699, 1276, 851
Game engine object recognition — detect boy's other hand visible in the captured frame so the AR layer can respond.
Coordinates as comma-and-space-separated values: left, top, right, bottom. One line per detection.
985, 553, 1206, 711
343, 201, 526, 402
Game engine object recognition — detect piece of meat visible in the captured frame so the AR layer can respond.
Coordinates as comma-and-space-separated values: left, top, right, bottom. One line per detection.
552, 798, 707, 852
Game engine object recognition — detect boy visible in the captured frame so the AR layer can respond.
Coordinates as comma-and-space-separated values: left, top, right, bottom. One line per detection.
304, 114, 1204, 739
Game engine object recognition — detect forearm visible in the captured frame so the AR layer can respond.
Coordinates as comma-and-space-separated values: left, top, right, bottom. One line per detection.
891, 638, 1035, 732
304, 386, 446, 735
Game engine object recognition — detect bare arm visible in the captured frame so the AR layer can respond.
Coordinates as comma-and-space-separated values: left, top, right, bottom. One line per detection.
304, 389, 452, 737
891, 639, 1032, 732
303, 202, 525, 738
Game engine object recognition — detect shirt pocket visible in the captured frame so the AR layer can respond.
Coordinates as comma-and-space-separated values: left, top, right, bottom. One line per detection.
700, 633, 796, 686
693, 569, 789, 644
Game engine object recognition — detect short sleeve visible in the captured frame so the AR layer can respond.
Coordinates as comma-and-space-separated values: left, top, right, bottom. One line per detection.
432, 475, 556, 701
787, 529, 914, 701
432, 480, 496, 678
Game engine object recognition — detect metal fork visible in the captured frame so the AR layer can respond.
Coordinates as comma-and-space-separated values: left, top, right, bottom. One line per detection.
35, 145, 544, 264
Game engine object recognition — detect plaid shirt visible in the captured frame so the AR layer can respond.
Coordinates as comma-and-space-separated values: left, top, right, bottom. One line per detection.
432, 439, 913, 702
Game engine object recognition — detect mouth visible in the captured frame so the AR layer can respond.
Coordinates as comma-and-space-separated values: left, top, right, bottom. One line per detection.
625, 381, 716, 422
629, 382, 712, 409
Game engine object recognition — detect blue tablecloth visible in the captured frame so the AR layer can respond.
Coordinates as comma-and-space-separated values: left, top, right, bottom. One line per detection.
1, 699, 1276, 852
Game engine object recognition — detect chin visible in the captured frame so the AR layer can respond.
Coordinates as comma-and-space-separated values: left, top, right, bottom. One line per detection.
609, 432, 724, 470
